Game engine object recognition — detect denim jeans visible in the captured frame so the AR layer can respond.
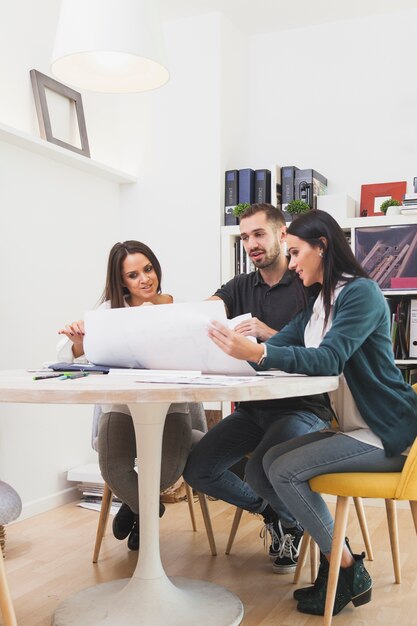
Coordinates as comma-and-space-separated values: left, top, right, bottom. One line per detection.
183, 404, 329, 526
263, 431, 406, 554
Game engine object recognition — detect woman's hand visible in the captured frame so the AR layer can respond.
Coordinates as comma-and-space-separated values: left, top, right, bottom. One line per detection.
208, 320, 264, 363
58, 320, 85, 358
233, 317, 277, 341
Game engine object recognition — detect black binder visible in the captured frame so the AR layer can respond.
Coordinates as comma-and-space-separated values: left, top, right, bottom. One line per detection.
254, 169, 271, 203
225, 170, 239, 225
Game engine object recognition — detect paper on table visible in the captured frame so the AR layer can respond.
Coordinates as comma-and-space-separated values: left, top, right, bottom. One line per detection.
134, 374, 257, 386
109, 368, 202, 377
84, 300, 256, 376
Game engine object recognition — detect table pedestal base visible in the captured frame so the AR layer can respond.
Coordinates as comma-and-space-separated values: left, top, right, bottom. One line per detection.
53, 576, 244, 626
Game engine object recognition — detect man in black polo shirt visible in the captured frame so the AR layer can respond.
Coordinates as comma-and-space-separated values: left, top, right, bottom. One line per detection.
184, 203, 333, 574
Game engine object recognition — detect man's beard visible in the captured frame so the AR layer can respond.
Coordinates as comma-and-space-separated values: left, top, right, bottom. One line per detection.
252, 242, 280, 269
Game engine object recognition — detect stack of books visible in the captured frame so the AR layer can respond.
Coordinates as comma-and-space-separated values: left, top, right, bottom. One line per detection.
67, 463, 121, 514
401, 193, 417, 214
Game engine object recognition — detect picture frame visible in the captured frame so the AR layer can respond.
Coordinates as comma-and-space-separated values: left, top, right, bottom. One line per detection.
30, 69, 90, 158
360, 181, 406, 217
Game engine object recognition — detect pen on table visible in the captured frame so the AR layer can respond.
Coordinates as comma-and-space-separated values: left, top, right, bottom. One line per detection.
33, 373, 63, 380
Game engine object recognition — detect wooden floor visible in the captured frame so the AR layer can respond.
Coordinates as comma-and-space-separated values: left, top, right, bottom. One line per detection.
3, 497, 417, 625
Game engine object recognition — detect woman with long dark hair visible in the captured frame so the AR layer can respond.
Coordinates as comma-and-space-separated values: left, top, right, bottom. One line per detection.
58, 241, 188, 551
208, 210, 417, 617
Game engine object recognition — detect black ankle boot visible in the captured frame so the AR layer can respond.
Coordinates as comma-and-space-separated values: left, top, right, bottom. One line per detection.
294, 537, 354, 601
112, 503, 135, 540
126, 501, 165, 552
293, 551, 329, 601
297, 552, 372, 616
127, 515, 140, 551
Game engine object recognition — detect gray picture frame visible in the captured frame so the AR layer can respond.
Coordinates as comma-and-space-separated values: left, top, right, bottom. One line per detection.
30, 69, 90, 158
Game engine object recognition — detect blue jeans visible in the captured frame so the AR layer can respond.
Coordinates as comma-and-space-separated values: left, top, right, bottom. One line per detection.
263, 431, 406, 554
183, 404, 329, 526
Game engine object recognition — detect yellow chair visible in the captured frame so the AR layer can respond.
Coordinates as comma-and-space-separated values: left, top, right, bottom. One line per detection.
302, 434, 417, 626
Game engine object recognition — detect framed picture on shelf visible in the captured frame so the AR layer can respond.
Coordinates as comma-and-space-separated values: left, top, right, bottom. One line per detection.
30, 69, 90, 158
359, 181, 406, 217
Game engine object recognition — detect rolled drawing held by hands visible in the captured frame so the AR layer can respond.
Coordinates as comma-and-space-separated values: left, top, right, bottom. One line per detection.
208, 319, 264, 364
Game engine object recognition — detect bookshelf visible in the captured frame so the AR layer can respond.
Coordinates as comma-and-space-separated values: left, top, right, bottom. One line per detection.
221, 214, 417, 374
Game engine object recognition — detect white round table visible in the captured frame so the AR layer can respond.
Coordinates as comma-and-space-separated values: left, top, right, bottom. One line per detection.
0, 370, 339, 626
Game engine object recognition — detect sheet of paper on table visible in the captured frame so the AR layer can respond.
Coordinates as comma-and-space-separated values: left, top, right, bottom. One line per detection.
84, 301, 257, 376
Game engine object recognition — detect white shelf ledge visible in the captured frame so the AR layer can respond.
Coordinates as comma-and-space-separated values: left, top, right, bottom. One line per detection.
0, 121, 137, 184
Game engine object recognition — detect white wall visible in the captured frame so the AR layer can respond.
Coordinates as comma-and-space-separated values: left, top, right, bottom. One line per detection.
245, 9, 417, 207
0, 141, 122, 517
121, 13, 224, 302
0, 0, 129, 518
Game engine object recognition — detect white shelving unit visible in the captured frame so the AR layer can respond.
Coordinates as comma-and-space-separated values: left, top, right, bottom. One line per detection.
0, 121, 137, 184
221, 214, 417, 283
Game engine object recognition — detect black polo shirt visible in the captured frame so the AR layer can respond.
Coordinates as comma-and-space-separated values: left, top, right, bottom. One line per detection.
214, 269, 333, 421
214, 269, 309, 332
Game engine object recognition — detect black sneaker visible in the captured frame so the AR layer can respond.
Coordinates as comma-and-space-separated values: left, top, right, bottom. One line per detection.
259, 517, 282, 560
272, 522, 303, 574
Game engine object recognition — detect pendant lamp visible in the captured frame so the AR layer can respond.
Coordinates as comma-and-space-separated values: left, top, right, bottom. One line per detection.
51, 0, 169, 93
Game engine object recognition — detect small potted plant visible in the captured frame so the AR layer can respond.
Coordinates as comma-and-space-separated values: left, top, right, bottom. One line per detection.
379, 198, 401, 216
232, 203, 251, 219
286, 199, 311, 219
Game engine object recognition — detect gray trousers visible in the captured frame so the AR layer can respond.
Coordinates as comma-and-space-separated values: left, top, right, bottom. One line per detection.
98, 405, 192, 514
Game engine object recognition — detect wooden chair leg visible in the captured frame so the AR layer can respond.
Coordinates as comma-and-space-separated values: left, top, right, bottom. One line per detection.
93, 482, 113, 563
324, 495, 350, 626
293, 531, 311, 584
184, 482, 197, 532
353, 496, 374, 560
385, 498, 401, 584
410, 500, 417, 535
197, 492, 217, 556
225, 507, 244, 555
0, 551, 17, 626
309, 536, 318, 583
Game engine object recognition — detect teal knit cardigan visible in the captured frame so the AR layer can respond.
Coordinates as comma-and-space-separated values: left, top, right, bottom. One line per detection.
256, 278, 417, 457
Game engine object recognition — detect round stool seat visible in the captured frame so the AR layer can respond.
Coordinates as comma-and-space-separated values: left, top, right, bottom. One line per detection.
0, 481, 22, 525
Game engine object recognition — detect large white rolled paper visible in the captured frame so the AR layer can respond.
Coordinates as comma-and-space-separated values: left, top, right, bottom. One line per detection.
84, 300, 256, 376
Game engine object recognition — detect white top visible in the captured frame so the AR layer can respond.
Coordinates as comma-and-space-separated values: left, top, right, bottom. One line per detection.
304, 282, 383, 449
56, 299, 187, 416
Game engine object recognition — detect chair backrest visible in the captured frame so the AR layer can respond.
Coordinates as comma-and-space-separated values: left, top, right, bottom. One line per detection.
91, 405, 101, 452
395, 436, 417, 500
394, 383, 417, 500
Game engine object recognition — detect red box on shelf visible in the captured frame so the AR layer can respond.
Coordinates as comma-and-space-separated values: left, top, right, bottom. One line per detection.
390, 277, 417, 289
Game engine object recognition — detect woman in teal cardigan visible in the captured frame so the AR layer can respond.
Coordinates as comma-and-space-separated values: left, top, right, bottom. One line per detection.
208, 209, 417, 617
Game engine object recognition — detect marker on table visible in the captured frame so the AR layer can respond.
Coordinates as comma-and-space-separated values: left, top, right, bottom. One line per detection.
57, 372, 90, 380
33, 372, 90, 381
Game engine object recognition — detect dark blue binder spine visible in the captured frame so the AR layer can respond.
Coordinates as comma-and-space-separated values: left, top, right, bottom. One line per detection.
238, 168, 255, 204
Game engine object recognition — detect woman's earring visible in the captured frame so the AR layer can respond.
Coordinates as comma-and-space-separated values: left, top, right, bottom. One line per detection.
319, 251, 324, 258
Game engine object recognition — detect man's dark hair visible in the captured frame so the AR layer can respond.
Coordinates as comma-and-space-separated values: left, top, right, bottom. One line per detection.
239, 203, 286, 227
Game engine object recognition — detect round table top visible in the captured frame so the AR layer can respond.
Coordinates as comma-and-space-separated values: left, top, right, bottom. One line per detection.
0, 370, 339, 405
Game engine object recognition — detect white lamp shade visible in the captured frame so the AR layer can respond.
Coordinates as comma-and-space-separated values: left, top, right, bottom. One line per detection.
51, 0, 169, 93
